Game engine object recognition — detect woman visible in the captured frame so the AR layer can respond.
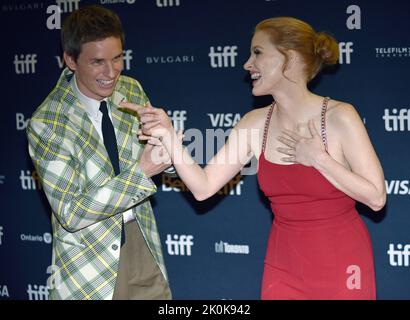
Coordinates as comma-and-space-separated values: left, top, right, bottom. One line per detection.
121, 17, 386, 299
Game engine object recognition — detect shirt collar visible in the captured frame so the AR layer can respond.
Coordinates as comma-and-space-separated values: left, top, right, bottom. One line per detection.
71, 74, 109, 118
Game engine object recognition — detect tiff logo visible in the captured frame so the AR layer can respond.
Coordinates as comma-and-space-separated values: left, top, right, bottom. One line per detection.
55, 0, 80, 13
167, 110, 187, 131
156, 0, 180, 7
387, 243, 410, 266
27, 284, 49, 300
0, 226, 3, 246
383, 108, 410, 131
339, 42, 353, 64
20, 170, 42, 190
14, 54, 37, 74
209, 46, 238, 68
166, 234, 194, 256
123, 49, 133, 70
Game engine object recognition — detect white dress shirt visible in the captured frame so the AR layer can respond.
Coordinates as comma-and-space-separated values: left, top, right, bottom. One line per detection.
71, 75, 135, 223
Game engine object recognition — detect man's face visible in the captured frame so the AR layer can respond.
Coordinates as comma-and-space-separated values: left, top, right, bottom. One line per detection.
64, 36, 123, 100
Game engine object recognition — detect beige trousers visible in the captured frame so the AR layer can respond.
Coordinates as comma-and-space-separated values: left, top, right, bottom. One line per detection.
112, 220, 172, 300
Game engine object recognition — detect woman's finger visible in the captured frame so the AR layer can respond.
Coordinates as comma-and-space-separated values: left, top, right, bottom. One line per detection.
276, 147, 295, 156
119, 101, 145, 112
281, 129, 301, 140
142, 121, 161, 130
277, 136, 296, 148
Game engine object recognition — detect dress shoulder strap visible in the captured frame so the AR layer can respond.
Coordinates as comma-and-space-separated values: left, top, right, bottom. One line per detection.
262, 102, 275, 153
320, 97, 330, 153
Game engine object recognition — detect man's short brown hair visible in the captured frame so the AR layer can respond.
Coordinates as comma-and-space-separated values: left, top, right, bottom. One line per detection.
61, 5, 125, 61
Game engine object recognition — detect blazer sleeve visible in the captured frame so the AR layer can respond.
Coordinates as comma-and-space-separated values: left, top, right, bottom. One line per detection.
27, 118, 157, 232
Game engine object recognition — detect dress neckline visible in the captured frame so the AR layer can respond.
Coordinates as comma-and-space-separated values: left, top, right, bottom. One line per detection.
259, 152, 304, 167
260, 97, 330, 166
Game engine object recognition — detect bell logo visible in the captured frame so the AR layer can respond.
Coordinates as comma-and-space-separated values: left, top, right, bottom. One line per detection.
209, 46, 238, 68
16, 113, 30, 131
166, 234, 194, 256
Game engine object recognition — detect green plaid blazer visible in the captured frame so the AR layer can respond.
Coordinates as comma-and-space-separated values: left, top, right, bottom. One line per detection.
27, 68, 168, 300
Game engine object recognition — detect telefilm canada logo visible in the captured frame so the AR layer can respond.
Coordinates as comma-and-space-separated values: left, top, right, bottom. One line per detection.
375, 47, 410, 58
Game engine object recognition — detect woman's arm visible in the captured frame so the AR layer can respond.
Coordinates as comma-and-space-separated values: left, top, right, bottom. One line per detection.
121, 102, 257, 201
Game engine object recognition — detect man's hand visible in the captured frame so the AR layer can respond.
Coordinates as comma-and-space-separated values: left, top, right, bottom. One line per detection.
139, 143, 172, 178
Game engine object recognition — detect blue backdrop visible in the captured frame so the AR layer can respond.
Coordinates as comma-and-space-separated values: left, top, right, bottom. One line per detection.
0, 0, 409, 300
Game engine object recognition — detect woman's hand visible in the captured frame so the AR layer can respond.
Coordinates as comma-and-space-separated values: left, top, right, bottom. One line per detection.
119, 101, 174, 143
276, 119, 327, 167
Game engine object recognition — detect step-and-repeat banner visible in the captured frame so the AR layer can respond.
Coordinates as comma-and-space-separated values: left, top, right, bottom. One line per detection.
0, 0, 409, 300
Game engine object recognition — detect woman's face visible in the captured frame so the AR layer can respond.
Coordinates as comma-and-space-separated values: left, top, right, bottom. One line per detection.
244, 31, 287, 96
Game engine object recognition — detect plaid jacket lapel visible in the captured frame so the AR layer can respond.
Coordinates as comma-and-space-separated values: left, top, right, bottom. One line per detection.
58, 70, 119, 179
109, 93, 140, 171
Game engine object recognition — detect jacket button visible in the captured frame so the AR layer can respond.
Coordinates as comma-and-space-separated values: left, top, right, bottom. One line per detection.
111, 244, 119, 251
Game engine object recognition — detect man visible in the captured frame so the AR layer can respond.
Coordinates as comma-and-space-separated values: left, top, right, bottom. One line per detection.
27, 5, 172, 300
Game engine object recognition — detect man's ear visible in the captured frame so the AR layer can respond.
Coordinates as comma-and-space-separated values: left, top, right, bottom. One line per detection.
63, 52, 77, 71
